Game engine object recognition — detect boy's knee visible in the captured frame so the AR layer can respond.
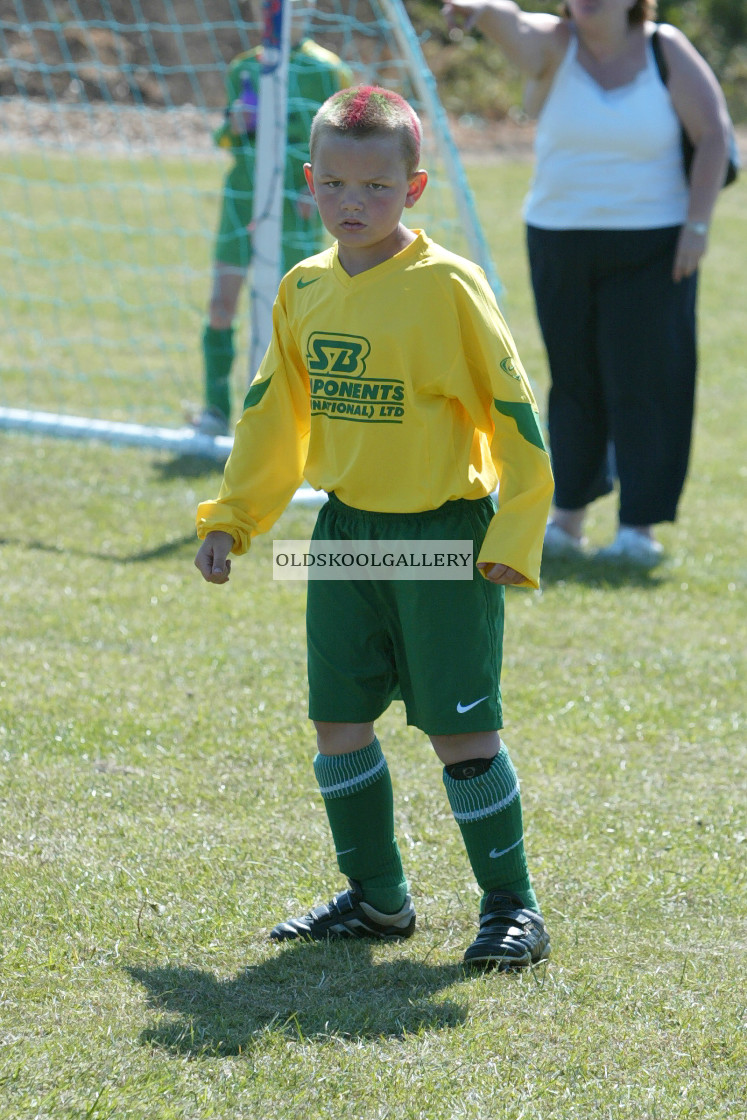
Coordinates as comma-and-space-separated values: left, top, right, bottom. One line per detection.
429, 730, 501, 766
207, 299, 236, 330
208, 268, 245, 327
314, 721, 375, 756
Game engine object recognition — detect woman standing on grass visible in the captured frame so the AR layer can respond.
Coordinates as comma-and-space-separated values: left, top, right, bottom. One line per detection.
443, 0, 733, 566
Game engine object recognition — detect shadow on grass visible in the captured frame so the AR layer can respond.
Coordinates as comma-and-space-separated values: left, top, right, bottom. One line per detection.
0, 532, 197, 564
126, 942, 468, 1055
2, 536, 671, 581
152, 454, 227, 481
540, 553, 668, 590
1, 537, 671, 580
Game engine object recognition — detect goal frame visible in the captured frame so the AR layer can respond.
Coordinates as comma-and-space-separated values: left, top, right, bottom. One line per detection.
0, 0, 501, 472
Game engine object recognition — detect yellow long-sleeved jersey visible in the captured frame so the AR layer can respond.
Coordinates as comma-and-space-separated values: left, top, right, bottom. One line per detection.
196, 231, 554, 588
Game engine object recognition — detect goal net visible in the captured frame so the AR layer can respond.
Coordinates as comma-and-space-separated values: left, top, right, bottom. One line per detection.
0, 0, 500, 460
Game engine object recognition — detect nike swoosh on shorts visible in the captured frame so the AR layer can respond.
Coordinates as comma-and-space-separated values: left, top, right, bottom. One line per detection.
456, 696, 489, 714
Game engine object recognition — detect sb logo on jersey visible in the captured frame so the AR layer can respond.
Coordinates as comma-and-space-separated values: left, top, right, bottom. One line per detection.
307, 332, 371, 377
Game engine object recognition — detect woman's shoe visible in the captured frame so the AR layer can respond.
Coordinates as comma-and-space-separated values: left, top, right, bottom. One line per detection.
596, 527, 664, 568
543, 521, 586, 558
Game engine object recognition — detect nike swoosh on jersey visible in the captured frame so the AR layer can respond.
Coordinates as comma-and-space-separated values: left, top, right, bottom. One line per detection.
296, 276, 320, 289
456, 696, 489, 714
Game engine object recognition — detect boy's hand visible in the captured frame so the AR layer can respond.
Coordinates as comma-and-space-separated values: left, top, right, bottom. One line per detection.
228, 98, 257, 136
477, 561, 525, 585
195, 530, 235, 584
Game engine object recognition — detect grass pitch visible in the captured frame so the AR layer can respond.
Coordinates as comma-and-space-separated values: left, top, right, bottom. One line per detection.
0, 161, 745, 1120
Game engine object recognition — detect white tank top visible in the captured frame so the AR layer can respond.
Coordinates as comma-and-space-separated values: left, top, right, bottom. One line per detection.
523, 33, 689, 229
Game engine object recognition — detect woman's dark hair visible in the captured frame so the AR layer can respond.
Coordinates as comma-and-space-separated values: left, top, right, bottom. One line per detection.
562, 0, 657, 25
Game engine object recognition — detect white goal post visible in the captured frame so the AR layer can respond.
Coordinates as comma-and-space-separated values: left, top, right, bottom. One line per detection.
0, 0, 501, 466
248, 0, 289, 385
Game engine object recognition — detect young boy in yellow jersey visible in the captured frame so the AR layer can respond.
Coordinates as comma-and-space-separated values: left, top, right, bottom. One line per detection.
195, 85, 554, 970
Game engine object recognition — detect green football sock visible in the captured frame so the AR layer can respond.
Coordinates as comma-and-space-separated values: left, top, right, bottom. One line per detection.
313, 738, 408, 915
443, 744, 539, 913
202, 323, 234, 421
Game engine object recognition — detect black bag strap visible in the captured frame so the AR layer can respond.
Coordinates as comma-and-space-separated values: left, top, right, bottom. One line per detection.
651, 25, 739, 187
650, 28, 669, 86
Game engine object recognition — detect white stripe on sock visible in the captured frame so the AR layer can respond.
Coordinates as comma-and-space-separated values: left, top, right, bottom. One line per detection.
450, 780, 520, 823
317, 755, 387, 798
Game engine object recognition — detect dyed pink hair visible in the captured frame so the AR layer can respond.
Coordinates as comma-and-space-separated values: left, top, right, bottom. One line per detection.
309, 85, 422, 175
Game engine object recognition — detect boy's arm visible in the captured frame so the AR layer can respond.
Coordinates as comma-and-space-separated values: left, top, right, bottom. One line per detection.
480, 389, 553, 588
453, 273, 553, 589
213, 57, 238, 149
213, 53, 257, 151
196, 286, 311, 554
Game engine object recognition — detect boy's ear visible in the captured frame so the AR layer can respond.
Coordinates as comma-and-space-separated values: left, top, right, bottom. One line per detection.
303, 163, 315, 195
404, 169, 428, 209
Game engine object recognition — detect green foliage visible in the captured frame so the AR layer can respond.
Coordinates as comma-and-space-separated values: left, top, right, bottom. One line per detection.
659, 0, 747, 48
658, 0, 747, 117
0, 152, 745, 1119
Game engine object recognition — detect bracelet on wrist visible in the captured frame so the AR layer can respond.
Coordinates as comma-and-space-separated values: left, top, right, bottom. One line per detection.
685, 221, 708, 236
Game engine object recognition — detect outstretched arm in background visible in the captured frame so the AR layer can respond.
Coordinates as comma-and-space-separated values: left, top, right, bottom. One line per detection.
442, 0, 559, 79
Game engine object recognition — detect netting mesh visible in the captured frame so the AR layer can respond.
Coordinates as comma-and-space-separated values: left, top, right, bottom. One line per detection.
0, 0, 496, 436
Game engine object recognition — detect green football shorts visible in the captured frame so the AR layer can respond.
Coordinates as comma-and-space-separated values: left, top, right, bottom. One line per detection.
306, 493, 505, 735
214, 164, 325, 271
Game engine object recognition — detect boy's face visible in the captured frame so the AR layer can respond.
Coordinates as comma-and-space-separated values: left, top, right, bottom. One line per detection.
304, 131, 427, 273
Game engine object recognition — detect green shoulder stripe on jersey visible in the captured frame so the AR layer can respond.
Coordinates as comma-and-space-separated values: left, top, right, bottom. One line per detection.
493, 399, 546, 452
244, 375, 273, 411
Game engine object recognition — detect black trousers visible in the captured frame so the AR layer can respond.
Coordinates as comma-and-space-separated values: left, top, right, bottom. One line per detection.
527, 225, 698, 525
